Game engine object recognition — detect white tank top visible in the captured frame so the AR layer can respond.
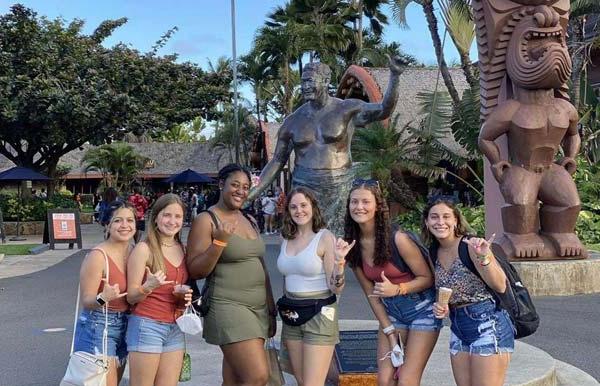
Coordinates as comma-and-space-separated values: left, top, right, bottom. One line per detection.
277, 229, 329, 293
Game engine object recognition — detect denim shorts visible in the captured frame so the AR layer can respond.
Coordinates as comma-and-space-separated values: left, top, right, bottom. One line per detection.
449, 299, 515, 356
380, 288, 443, 332
126, 315, 185, 353
73, 309, 128, 363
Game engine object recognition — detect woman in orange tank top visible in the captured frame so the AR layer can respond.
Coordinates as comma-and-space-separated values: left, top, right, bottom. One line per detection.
73, 201, 136, 386
126, 194, 192, 386
344, 180, 441, 386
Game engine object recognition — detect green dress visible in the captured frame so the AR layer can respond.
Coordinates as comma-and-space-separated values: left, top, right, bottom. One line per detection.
202, 232, 269, 345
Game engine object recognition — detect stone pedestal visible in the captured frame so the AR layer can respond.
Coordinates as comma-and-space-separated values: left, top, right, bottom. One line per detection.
512, 252, 600, 296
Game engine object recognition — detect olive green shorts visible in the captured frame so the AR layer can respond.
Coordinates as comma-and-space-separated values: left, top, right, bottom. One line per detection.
281, 300, 339, 345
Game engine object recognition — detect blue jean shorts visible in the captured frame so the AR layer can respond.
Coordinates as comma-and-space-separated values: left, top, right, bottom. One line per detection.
449, 299, 515, 356
126, 315, 185, 353
380, 288, 443, 332
73, 309, 128, 363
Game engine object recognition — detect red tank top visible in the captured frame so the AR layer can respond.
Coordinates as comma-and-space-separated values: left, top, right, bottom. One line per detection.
133, 256, 189, 323
362, 260, 414, 284
96, 252, 129, 312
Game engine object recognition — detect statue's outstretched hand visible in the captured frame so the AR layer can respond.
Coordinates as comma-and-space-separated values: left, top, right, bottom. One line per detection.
491, 161, 511, 183
558, 157, 577, 175
388, 55, 409, 75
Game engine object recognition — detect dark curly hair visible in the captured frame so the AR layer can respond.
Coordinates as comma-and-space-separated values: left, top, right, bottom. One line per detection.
343, 183, 391, 268
281, 187, 326, 240
420, 196, 472, 247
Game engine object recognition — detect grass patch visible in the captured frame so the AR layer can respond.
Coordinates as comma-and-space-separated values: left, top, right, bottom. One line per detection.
589, 244, 600, 252
0, 243, 39, 255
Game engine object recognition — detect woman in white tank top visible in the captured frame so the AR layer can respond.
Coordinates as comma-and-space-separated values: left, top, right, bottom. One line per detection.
277, 187, 355, 386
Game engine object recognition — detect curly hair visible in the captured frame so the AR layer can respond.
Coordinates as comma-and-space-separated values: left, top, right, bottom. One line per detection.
218, 163, 251, 184
343, 184, 391, 268
281, 187, 326, 240
420, 197, 472, 247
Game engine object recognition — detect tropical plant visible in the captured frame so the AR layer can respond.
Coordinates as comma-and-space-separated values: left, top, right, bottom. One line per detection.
81, 143, 149, 192
211, 105, 257, 166
155, 117, 207, 143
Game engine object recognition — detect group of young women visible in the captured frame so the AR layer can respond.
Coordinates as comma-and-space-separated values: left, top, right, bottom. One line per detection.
71, 162, 514, 386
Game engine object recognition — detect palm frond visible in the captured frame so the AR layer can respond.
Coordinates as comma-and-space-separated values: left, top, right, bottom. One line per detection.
391, 0, 416, 30
438, 0, 475, 55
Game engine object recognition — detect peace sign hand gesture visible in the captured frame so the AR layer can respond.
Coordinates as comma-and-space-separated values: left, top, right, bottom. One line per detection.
143, 266, 174, 291
463, 234, 496, 259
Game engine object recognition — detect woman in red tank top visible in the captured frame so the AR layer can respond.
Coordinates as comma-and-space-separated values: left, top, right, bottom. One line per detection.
343, 180, 441, 386
126, 194, 192, 386
72, 201, 136, 386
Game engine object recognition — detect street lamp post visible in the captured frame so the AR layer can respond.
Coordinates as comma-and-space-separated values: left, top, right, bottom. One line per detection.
231, 0, 240, 164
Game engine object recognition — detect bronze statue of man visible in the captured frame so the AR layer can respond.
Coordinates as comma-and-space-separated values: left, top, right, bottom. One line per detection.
248, 57, 407, 234
475, 0, 587, 259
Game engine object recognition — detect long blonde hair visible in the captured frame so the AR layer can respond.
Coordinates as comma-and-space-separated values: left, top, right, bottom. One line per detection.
145, 193, 185, 273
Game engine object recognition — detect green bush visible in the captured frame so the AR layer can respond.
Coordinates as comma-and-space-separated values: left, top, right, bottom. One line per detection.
0, 193, 78, 221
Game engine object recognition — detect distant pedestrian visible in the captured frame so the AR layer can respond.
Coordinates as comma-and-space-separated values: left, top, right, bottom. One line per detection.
74, 193, 83, 212
261, 190, 276, 234
128, 186, 149, 244
67, 201, 136, 386
99, 188, 120, 227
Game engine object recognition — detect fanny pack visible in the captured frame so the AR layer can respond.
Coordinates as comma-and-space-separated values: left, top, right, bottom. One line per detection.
276, 294, 336, 326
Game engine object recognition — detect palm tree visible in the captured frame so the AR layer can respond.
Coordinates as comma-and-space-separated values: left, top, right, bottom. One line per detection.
211, 105, 256, 166
157, 117, 207, 143
239, 50, 275, 123
438, 0, 477, 88
350, 0, 390, 63
391, 0, 461, 106
81, 143, 148, 192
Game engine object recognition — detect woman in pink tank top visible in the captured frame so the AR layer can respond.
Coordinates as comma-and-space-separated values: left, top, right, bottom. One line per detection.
72, 201, 136, 386
344, 180, 441, 386
126, 194, 192, 386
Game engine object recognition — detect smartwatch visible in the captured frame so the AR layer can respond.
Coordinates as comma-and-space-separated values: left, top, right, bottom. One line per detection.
96, 294, 106, 306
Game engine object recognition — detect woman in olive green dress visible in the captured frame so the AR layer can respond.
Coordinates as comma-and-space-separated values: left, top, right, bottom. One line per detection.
187, 164, 274, 386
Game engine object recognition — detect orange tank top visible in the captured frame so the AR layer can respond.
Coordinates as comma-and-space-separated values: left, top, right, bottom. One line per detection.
133, 257, 189, 323
362, 260, 414, 284
97, 254, 129, 312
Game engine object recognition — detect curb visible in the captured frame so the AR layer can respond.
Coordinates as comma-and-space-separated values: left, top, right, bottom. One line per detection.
0, 253, 4, 263
29, 244, 49, 255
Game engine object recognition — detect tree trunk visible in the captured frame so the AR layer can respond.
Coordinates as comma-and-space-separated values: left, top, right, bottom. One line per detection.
569, 16, 585, 109
422, 0, 461, 106
298, 55, 304, 78
459, 52, 478, 90
46, 159, 59, 197
283, 60, 292, 116
357, 0, 363, 64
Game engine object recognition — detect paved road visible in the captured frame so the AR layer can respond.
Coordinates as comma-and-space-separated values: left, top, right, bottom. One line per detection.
0, 244, 598, 385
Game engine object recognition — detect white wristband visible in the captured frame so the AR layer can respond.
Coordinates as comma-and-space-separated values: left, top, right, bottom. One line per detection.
382, 325, 395, 335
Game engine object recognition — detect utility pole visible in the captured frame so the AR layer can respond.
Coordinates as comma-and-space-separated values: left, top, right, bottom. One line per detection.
231, 0, 240, 164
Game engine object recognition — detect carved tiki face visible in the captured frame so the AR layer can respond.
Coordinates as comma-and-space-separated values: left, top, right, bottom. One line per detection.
474, 0, 573, 120
506, 1, 572, 89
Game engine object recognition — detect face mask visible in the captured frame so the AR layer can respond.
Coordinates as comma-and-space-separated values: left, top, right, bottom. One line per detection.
176, 307, 203, 335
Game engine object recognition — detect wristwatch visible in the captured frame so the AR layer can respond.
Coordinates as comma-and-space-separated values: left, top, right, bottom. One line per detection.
96, 294, 106, 306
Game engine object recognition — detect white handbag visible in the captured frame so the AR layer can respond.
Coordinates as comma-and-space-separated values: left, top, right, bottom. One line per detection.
60, 249, 110, 386
176, 306, 203, 335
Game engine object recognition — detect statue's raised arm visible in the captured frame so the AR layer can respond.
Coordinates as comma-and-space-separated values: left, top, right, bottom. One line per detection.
353, 56, 408, 127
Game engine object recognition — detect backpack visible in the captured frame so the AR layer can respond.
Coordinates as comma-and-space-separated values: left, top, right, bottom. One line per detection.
430, 237, 540, 339
389, 224, 433, 275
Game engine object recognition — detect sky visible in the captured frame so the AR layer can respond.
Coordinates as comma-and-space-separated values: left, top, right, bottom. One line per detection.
0, 0, 475, 68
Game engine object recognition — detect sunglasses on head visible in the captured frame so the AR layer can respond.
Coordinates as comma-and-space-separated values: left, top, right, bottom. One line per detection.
352, 178, 380, 189
427, 194, 458, 205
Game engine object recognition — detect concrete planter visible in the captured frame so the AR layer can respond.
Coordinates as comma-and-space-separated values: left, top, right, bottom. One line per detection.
3, 221, 45, 236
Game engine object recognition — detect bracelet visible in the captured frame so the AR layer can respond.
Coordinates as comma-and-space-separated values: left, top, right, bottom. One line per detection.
395, 283, 408, 296
382, 325, 395, 335
480, 258, 491, 267
212, 239, 228, 247
140, 284, 152, 295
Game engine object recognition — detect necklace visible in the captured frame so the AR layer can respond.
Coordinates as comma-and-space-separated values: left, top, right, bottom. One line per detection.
160, 241, 176, 247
